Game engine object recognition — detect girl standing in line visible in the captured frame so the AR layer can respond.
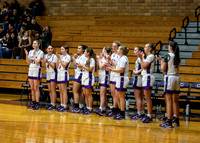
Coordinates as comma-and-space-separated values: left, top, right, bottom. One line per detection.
70, 45, 87, 113
95, 46, 112, 116
156, 41, 180, 128
43, 45, 57, 110
130, 47, 145, 120
139, 43, 155, 123
105, 41, 121, 117
56, 45, 71, 112
107, 46, 129, 120
77, 48, 97, 115
25, 40, 44, 110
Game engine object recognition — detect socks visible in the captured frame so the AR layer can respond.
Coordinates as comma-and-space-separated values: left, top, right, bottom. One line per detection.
79, 104, 83, 108
147, 114, 152, 118
74, 103, 79, 108
120, 111, 125, 117
33, 101, 36, 105
87, 107, 92, 111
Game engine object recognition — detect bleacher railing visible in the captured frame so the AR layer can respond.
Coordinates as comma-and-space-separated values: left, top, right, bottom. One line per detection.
182, 16, 189, 45
169, 28, 176, 41
155, 41, 163, 73
195, 6, 200, 33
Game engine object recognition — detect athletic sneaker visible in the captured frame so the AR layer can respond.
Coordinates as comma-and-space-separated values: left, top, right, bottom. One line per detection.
130, 114, 140, 120
159, 116, 168, 121
33, 104, 40, 110
159, 121, 173, 128
70, 108, 81, 113
58, 107, 68, 112
98, 110, 106, 116
172, 117, 180, 127
142, 116, 152, 123
27, 104, 35, 109
113, 114, 125, 120
45, 105, 52, 110
105, 111, 117, 117
46, 105, 56, 110
82, 109, 93, 115
94, 109, 101, 114
80, 107, 85, 113
140, 115, 148, 122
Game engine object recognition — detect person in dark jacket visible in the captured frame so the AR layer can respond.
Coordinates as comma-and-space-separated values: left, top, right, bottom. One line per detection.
29, 0, 44, 17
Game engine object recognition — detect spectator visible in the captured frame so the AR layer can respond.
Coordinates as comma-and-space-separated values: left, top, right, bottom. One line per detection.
7, 23, 18, 37
31, 18, 42, 34
17, 26, 26, 40
4, 9, 20, 32
41, 25, 52, 50
21, 15, 32, 30
0, 33, 10, 58
29, 0, 44, 17
0, 1, 9, 22
4, 32, 18, 58
0, 25, 5, 39
12, 30, 32, 59
10, 0, 22, 15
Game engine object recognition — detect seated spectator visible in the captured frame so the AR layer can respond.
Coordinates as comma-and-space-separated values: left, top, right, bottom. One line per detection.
10, 0, 22, 16
17, 26, 26, 40
7, 23, 18, 37
12, 30, 32, 59
0, 1, 9, 22
29, 0, 44, 17
0, 25, 5, 39
3, 32, 18, 58
4, 9, 20, 32
41, 25, 52, 51
31, 18, 42, 34
0, 33, 10, 58
21, 15, 32, 30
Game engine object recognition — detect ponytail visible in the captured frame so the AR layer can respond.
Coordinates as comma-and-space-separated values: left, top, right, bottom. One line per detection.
119, 46, 129, 56
85, 48, 98, 72
170, 41, 180, 68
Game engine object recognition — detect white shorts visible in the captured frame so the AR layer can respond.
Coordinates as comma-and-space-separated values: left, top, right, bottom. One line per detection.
110, 72, 116, 85
164, 75, 180, 94
81, 75, 94, 89
142, 74, 155, 90
46, 71, 57, 83
133, 75, 142, 90
28, 67, 42, 80
115, 76, 129, 91
57, 70, 69, 84
99, 75, 109, 87
74, 72, 82, 84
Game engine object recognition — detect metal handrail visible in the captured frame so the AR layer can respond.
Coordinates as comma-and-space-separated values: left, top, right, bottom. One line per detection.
195, 6, 200, 33
169, 28, 176, 41
182, 16, 189, 45
155, 41, 163, 73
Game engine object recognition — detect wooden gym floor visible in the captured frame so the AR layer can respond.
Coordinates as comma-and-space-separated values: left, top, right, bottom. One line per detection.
0, 93, 200, 143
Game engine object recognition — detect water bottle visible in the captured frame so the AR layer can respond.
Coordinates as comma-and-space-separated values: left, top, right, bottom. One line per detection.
156, 105, 159, 113
186, 104, 190, 116
70, 98, 73, 105
126, 99, 130, 110
159, 105, 162, 113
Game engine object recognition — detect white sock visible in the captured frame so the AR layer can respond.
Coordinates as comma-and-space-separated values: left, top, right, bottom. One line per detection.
61, 104, 64, 107
99, 106, 102, 110
138, 111, 141, 115
140, 110, 145, 115
147, 114, 152, 118
102, 107, 106, 111
87, 107, 92, 111
63, 105, 67, 108
165, 113, 168, 117
79, 104, 83, 108
51, 103, 55, 106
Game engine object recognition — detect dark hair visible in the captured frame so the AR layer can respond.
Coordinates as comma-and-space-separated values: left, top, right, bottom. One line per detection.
146, 43, 155, 52
113, 41, 121, 47
85, 48, 97, 72
61, 45, 69, 54
104, 46, 112, 55
34, 40, 41, 45
79, 44, 87, 53
169, 41, 180, 68
136, 46, 144, 53
119, 46, 129, 56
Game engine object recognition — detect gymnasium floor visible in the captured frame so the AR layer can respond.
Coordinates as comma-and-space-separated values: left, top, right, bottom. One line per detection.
0, 93, 200, 143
